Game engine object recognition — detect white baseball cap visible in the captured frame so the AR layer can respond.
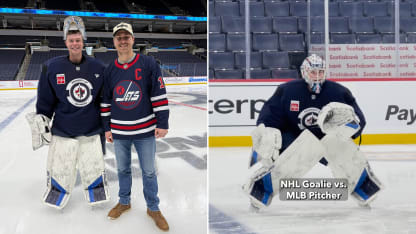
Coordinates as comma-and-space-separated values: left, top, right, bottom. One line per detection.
113, 22, 133, 36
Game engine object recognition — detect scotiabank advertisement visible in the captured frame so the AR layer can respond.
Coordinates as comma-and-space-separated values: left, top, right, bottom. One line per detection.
311, 44, 416, 78
209, 80, 416, 137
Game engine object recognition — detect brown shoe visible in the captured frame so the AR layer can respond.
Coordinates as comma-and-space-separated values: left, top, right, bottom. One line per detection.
107, 203, 131, 220
147, 208, 169, 231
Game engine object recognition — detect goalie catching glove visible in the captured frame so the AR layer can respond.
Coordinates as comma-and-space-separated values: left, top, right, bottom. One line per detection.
26, 112, 52, 150
251, 124, 281, 168
317, 102, 361, 139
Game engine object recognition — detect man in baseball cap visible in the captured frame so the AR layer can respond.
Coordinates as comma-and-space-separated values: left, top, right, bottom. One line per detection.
104, 21, 170, 231
113, 22, 134, 36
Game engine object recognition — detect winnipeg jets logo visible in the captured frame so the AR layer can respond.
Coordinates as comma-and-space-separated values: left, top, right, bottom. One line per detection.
297, 107, 320, 130
66, 78, 93, 107
114, 80, 142, 110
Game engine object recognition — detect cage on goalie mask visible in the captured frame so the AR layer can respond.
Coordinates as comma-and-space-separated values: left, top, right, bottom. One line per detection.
63, 16, 87, 40
301, 54, 326, 94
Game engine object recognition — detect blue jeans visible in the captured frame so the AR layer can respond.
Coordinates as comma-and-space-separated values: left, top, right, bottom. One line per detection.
114, 136, 160, 211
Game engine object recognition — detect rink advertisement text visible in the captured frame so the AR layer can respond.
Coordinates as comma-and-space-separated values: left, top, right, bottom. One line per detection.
209, 81, 416, 142
279, 178, 348, 201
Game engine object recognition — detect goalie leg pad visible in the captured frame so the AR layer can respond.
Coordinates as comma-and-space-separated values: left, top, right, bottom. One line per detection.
243, 129, 325, 208
43, 136, 78, 209
321, 135, 383, 204
77, 135, 109, 205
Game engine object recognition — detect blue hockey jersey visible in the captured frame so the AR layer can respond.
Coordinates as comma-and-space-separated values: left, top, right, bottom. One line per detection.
257, 79, 366, 151
100, 53, 169, 140
36, 55, 106, 137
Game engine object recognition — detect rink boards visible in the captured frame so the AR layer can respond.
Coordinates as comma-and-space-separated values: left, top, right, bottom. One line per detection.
209, 79, 416, 146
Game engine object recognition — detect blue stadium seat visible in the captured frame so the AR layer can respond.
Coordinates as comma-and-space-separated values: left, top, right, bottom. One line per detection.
262, 51, 290, 69
381, 34, 406, 43
311, 16, 325, 33
209, 52, 234, 70
273, 17, 298, 34
251, 17, 272, 33
406, 33, 416, 43
209, 2, 214, 17
339, 2, 363, 17
400, 17, 416, 33
279, 34, 305, 52
209, 16, 221, 34
330, 34, 356, 44
215, 69, 244, 79
239, 2, 265, 17
310, 33, 325, 44
290, 2, 307, 17
226, 34, 247, 52
252, 33, 279, 51
374, 17, 394, 34
264, 2, 290, 17
221, 16, 245, 34
271, 69, 299, 79
235, 52, 262, 69
364, 2, 388, 17
399, 3, 412, 17
311, 2, 339, 17
350, 17, 374, 34
356, 34, 382, 44
209, 68, 214, 79
209, 34, 226, 52
329, 17, 349, 34
215, 2, 240, 16
246, 69, 271, 79
298, 17, 307, 34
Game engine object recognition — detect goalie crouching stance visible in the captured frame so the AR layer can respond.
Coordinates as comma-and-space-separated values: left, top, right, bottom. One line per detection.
243, 54, 382, 210
26, 16, 109, 209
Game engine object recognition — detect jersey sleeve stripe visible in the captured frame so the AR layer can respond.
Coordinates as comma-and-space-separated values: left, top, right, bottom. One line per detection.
151, 100, 168, 107
153, 106, 169, 112
151, 94, 167, 102
100, 103, 111, 107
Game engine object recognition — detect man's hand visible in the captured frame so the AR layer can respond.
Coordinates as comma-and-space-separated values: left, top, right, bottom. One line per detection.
155, 128, 168, 138
105, 131, 113, 143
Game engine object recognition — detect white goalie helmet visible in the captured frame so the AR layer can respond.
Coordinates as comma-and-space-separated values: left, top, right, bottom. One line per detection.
300, 54, 326, 94
63, 16, 87, 40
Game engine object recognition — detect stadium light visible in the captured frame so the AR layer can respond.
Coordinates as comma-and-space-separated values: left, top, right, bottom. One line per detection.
0, 8, 206, 22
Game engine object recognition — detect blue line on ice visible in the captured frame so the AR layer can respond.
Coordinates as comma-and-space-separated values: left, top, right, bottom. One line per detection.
0, 96, 36, 134
209, 204, 257, 234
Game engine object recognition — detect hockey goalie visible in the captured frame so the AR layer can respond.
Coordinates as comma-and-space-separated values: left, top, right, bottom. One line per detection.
26, 16, 109, 209
243, 54, 383, 210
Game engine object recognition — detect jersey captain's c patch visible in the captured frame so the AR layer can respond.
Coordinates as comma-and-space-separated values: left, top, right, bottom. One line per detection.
114, 80, 142, 110
66, 78, 93, 107
290, 100, 299, 112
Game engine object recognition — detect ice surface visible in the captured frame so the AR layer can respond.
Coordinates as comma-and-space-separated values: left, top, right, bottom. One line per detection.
0, 85, 207, 234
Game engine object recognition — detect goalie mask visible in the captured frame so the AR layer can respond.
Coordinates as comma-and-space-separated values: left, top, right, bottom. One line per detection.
63, 16, 87, 40
300, 54, 326, 94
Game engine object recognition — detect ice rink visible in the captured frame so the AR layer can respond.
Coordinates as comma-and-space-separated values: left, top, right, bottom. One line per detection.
209, 146, 416, 234
0, 84, 207, 234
